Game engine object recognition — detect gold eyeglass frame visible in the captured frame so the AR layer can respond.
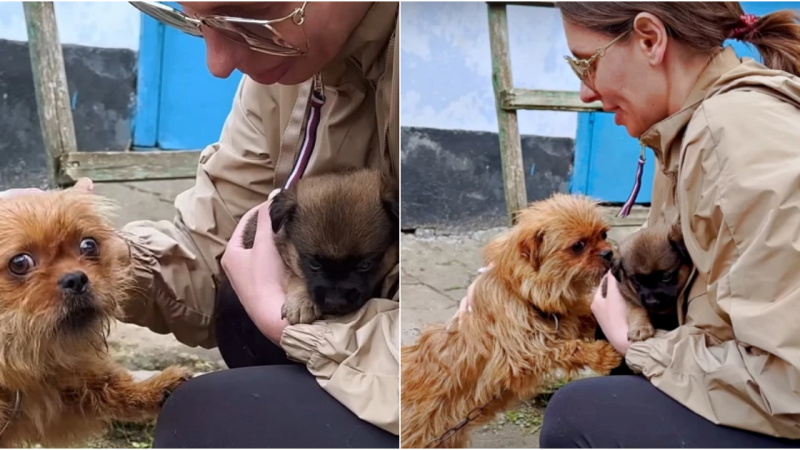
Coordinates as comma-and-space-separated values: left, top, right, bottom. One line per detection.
564, 33, 626, 91
128, 1, 310, 56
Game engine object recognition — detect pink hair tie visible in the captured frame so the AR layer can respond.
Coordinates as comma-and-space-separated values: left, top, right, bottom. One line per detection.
729, 13, 759, 40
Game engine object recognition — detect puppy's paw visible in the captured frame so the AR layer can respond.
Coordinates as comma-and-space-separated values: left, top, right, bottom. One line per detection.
627, 323, 655, 342
281, 296, 319, 325
150, 366, 194, 406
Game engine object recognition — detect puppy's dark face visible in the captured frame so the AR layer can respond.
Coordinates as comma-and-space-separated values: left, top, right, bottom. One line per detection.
271, 169, 398, 316
613, 222, 692, 314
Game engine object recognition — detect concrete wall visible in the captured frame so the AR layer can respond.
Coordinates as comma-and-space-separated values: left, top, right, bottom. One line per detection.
400, 2, 578, 231
0, 2, 139, 190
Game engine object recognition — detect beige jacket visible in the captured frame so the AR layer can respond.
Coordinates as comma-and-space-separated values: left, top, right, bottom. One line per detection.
625, 47, 800, 438
118, 3, 399, 435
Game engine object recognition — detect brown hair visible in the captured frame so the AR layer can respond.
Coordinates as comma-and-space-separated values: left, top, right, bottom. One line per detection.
557, 2, 800, 77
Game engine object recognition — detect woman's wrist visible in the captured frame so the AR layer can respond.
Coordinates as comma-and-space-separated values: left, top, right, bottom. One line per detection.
240, 282, 289, 345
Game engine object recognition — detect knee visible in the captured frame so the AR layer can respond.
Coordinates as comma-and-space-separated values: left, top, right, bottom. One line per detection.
539, 379, 598, 448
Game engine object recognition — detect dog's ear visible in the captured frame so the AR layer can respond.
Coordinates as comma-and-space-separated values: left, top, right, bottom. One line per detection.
668, 220, 691, 263
269, 190, 297, 234
380, 171, 399, 221
520, 229, 545, 271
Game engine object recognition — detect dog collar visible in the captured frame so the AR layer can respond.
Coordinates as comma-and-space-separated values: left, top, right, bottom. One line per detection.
0, 390, 21, 438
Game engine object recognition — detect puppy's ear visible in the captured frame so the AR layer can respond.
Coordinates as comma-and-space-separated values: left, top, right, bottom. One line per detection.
668, 220, 691, 263
520, 230, 545, 271
610, 258, 624, 282
380, 171, 399, 221
269, 190, 297, 234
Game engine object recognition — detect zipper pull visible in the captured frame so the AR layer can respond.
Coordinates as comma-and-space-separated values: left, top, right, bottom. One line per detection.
617, 142, 647, 218
312, 72, 325, 102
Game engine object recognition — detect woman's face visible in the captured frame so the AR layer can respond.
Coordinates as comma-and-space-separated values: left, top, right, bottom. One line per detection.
562, 19, 670, 138
180, 2, 371, 86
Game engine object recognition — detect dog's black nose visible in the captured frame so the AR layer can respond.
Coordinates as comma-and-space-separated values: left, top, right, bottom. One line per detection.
59, 271, 89, 294
599, 250, 613, 261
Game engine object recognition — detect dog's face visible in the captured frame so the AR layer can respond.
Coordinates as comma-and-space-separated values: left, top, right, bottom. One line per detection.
484, 194, 612, 314
0, 192, 129, 370
270, 169, 399, 316
612, 221, 692, 314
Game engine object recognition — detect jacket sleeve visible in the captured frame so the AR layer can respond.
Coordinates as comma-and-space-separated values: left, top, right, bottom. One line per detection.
281, 292, 400, 435
118, 77, 275, 348
626, 101, 800, 438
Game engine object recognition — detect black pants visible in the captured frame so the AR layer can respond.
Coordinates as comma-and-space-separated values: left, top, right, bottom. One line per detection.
152, 283, 398, 448
540, 375, 800, 448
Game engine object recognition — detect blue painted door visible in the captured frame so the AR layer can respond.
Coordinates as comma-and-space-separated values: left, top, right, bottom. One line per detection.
571, 2, 800, 203
133, 3, 244, 150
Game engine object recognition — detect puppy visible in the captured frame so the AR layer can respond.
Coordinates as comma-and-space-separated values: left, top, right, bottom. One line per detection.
0, 191, 192, 447
601, 220, 691, 342
214, 168, 399, 366
401, 194, 623, 449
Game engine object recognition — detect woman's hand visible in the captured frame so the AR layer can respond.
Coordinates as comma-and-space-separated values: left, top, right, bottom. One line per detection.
221, 192, 289, 345
591, 273, 631, 355
0, 178, 94, 199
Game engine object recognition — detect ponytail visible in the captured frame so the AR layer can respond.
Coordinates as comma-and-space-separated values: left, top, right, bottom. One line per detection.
742, 10, 800, 77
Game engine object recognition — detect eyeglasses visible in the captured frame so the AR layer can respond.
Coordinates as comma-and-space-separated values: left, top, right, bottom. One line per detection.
129, 1, 309, 56
564, 33, 625, 91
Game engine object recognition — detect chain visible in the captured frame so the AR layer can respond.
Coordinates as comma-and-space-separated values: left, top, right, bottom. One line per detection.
425, 394, 498, 448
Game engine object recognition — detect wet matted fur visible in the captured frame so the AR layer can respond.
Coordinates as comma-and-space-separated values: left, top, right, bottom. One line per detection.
401, 194, 623, 448
0, 191, 192, 447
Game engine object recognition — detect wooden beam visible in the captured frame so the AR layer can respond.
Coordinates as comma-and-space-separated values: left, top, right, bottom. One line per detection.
488, 3, 528, 226
486, 1, 556, 8
23, 2, 78, 188
501, 89, 603, 112
60, 150, 201, 183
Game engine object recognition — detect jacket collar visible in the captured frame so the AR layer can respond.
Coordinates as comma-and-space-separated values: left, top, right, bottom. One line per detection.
325, 2, 398, 84
639, 47, 742, 173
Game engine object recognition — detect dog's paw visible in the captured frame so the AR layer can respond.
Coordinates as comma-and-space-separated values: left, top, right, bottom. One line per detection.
152, 366, 194, 406
582, 341, 623, 375
627, 323, 655, 342
281, 298, 318, 325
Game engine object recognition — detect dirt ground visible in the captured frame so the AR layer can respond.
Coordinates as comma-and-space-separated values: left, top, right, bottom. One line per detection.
401, 207, 646, 448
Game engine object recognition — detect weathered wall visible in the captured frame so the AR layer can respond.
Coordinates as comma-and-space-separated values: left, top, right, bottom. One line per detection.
0, 39, 136, 189
0, 2, 139, 190
401, 126, 574, 233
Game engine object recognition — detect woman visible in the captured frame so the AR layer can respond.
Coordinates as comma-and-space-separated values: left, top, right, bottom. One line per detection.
3, 1, 398, 448
546, 2, 800, 448
456, 2, 800, 447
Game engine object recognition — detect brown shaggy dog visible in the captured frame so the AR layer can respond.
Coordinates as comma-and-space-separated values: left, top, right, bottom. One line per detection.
401, 194, 623, 448
0, 191, 192, 447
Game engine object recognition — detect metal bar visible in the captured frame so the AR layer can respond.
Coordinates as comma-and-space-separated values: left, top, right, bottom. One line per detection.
488, 2, 528, 226
501, 88, 603, 112
23, 2, 78, 188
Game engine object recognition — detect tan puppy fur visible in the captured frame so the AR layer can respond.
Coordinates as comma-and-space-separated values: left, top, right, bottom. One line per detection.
602, 221, 691, 341
401, 194, 623, 448
242, 168, 399, 324
0, 191, 192, 447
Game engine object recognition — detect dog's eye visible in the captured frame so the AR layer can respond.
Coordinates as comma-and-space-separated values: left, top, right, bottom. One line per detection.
571, 241, 586, 254
79, 238, 99, 258
357, 261, 373, 272
308, 260, 321, 271
661, 272, 674, 283
601, 231, 608, 240
8, 254, 34, 276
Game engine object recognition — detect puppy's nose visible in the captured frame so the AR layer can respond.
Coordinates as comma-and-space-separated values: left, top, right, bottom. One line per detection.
59, 271, 89, 294
599, 250, 613, 261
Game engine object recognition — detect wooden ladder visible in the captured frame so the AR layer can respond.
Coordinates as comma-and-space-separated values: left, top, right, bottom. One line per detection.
487, 2, 603, 225
23, 2, 199, 187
